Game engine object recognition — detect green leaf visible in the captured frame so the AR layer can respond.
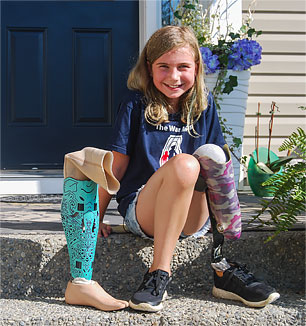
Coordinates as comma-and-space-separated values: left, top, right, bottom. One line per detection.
229, 32, 240, 40
218, 53, 228, 66
183, 4, 195, 9
197, 36, 206, 45
247, 28, 256, 37
233, 137, 242, 147
222, 75, 238, 94
268, 157, 295, 172
240, 25, 247, 33
174, 11, 182, 20
218, 39, 226, 47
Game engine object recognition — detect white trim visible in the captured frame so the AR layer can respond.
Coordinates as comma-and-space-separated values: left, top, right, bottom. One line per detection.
0, 171, 64, 195
210, 0, 242, 39
0, 177, 64, 195
139, 0, 162, 52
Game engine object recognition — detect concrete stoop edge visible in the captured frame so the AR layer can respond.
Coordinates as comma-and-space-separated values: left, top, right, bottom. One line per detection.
0, 231, 305, 325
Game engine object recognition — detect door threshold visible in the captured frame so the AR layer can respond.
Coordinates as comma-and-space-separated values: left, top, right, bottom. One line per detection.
0, 170, 64, 195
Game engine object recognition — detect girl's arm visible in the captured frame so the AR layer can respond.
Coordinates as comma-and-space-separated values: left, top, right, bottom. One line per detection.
98, 151, 130, 237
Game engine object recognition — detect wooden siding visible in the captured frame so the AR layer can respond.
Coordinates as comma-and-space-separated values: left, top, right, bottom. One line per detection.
241, 0, 306, 167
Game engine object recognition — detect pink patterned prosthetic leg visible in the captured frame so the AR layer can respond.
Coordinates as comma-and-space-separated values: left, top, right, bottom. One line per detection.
193, 145, 241, 240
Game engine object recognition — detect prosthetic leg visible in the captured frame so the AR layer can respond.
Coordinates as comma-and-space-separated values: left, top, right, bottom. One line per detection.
193, 144, 280, 307
193, 144, 241, 240
61, 147, 128, 311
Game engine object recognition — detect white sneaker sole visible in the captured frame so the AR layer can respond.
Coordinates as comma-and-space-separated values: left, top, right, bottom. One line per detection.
129, 291, 168, 312
212, 286, 280, 308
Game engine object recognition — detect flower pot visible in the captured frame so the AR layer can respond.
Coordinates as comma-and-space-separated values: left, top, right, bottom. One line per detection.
247, 147, 283, 197
204, 70, 251, 189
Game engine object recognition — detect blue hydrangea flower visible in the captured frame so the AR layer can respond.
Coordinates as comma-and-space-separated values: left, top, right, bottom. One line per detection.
227, 39, 262, 71
200, 46, 220, 74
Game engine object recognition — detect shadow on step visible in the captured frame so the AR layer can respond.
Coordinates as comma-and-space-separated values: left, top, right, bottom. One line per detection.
1, 231, 304, 305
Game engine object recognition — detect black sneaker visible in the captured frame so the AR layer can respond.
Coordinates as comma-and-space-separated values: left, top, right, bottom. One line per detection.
212, 261, 280, 307
129, 269, 171, 312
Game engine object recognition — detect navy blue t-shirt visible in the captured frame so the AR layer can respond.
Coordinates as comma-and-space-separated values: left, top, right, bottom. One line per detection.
108, 90, 225, 217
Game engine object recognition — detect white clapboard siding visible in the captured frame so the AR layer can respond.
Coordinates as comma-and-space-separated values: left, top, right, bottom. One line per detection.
245, 96, 306, 116
240, 0, 306, 189
252, 55, 306, 74
257, 34, 306, 54
248, 75, 305, 95
249, 13, 306, 33
243, 138, 289, 159
243, 0, 306, 12
244, 116, 305, 138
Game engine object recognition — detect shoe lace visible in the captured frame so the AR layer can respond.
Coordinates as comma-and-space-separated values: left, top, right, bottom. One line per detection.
231, 263, 257, 285
144, 270, 169, 296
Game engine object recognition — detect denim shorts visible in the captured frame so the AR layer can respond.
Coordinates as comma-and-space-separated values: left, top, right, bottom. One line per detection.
124, 187, 211, 240
124, 186, 153, 240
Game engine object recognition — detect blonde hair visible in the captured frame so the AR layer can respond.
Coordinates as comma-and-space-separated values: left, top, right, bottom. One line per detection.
127, 25, 208, 136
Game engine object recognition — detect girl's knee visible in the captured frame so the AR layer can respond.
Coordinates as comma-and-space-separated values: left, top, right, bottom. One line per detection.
169, 154, 200, 186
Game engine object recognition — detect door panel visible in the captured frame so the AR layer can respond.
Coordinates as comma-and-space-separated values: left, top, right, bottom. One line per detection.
7, 28, 47, 125
73, 29, 112, 125
1, 1, 139, 169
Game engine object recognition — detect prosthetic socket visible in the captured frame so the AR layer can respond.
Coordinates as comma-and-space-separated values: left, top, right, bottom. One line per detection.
61, 147, 120, 280
61, 178, 99, 280
193, 144, 242, 240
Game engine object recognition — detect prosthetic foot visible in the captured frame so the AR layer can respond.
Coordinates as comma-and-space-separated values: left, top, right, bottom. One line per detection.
193, 144, 241, 240
65, 280, 128, 311
61, 147, 128, 311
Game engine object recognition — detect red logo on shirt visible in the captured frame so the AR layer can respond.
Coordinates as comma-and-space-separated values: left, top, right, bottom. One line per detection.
159, 135, 183, 166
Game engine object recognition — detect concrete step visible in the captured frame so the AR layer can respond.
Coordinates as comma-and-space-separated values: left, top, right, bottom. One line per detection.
0, 170, 64, 195
0, 231, 305, 325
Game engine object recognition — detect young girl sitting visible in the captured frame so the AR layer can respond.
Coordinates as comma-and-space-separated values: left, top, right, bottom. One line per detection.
99, 25, 279, 312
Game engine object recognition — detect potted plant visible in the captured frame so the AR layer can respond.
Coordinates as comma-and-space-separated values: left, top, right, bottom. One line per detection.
247, 102, 292, 197
249, 120, 306, 242
170, 0, 262, 187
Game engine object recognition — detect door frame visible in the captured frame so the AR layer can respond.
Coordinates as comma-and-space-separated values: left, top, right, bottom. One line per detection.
139, 0, 162, 51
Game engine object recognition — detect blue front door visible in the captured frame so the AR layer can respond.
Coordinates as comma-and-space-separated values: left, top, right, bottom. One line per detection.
1, 1, 139, 169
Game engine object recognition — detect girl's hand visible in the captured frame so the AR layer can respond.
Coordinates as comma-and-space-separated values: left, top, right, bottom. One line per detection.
99, 223, 112, 238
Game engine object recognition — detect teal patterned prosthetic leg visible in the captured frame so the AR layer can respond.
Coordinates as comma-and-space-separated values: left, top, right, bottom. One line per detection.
61, 178, 99, 280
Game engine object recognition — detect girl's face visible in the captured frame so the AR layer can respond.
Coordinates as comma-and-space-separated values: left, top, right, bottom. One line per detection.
149, 46, 198, 110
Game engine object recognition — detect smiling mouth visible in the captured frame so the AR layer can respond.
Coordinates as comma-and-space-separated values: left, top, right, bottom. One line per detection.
165, 84, 182, 89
